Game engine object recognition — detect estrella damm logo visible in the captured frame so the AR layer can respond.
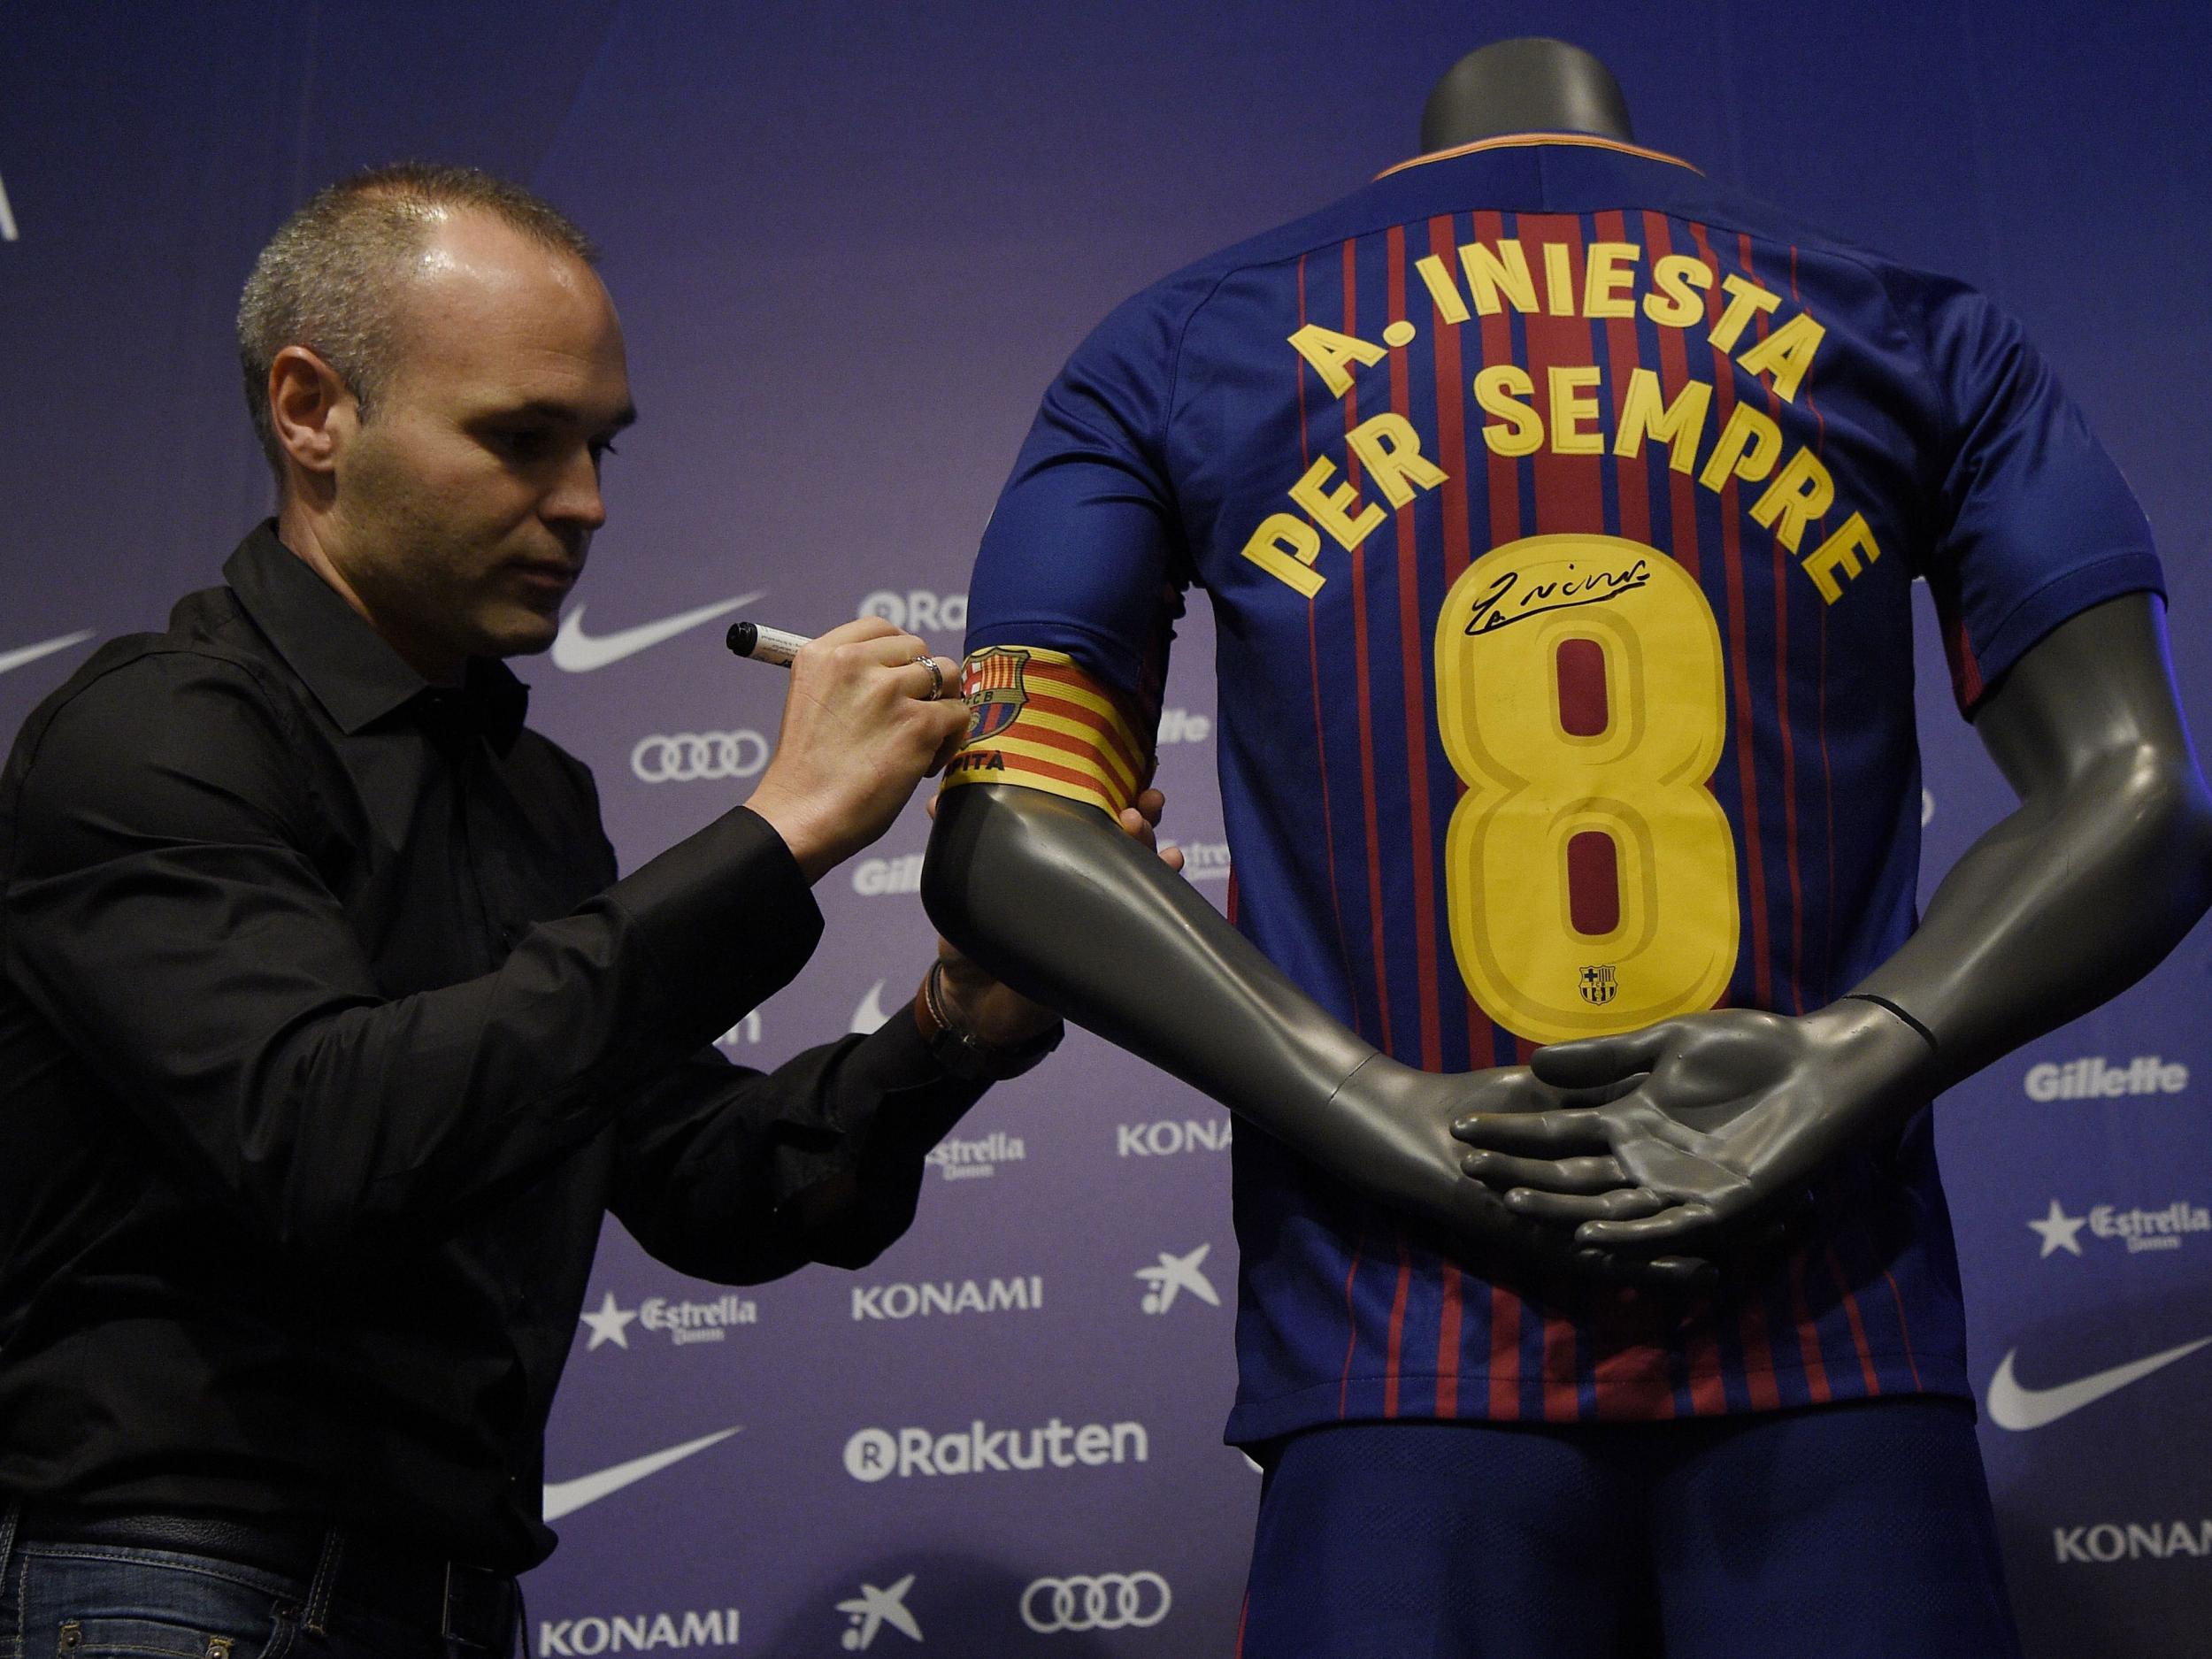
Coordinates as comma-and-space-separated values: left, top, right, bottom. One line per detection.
962, 648, 1031, 741
1579, 965, 1617, 1006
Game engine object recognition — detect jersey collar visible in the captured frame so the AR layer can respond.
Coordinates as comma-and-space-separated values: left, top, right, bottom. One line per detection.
1376, 132, 1701, 182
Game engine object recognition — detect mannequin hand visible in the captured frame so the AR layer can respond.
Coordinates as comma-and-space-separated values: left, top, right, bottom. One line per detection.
1337, 1058, 1715, 1290
1450, 1002, 1935, 1256
930, 787, 1182, 1047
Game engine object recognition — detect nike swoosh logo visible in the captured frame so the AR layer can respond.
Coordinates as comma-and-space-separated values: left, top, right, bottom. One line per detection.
1985, 1337, 2212, 1431
550, 592, 765, 672
0, 630, 93, 678
541, 1425, 741, 1520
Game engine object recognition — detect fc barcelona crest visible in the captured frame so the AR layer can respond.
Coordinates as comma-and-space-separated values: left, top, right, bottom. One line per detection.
1578, 964, 1617, 1006
961, 647, 1031, 741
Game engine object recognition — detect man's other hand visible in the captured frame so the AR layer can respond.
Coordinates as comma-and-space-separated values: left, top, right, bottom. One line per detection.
930, 786, 1181, 1048
745, 618, 967, 881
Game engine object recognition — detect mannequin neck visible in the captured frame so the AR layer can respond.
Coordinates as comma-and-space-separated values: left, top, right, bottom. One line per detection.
1419, 38, 1633, 153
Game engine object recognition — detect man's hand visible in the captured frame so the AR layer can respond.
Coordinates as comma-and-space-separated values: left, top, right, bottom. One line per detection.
1451, 1001, 1935, 1256
931, 787, 1184, 1048
744, 618, 967, 881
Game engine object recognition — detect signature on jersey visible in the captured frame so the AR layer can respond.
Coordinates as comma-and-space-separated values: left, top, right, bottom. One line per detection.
1463, 557, 1652, 636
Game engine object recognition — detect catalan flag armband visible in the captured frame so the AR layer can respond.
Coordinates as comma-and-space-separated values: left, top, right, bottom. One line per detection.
941, 646, 1151, 818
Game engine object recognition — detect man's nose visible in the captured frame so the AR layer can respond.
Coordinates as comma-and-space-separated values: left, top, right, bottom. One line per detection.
544, 446, 608, 530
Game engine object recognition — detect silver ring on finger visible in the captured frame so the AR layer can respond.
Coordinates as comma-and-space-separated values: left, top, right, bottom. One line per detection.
910, 654, 945, 701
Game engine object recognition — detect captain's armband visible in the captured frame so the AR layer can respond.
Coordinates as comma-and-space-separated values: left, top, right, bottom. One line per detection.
941, 646, 1152, 818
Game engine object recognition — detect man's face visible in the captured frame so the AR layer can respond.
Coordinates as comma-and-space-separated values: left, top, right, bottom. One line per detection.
325, 211, 634, 672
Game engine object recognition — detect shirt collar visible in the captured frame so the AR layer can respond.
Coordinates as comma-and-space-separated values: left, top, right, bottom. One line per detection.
1375, 131, 1701, 182
224, 520, 530, 748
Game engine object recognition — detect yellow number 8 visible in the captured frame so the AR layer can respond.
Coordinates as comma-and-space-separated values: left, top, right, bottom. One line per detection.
1433, 533, 1738, 1043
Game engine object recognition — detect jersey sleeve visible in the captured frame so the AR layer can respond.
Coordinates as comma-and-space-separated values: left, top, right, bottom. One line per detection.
1909, 276, 2163, 711
946, 283, 1199, 818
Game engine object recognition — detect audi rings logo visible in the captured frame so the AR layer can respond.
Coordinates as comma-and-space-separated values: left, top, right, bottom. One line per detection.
633, 731, 771, 784
1019, 1573, 1171, 1633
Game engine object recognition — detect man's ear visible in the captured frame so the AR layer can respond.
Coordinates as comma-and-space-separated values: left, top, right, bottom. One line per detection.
267, 346, 358, 487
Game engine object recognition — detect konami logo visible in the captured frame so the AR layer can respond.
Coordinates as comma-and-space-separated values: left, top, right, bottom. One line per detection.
2054, 1520, 2212, 1563
853, 1275, 1043, 1320
1118, 1116, 1233, 1157
536, 1609, 740, 1655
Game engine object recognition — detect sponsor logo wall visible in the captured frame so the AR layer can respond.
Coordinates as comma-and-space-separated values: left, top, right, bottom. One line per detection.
4, 9, 2207, 1658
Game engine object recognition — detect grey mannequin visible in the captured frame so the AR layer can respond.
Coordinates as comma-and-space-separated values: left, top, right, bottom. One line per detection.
923, 41, 2212, 1280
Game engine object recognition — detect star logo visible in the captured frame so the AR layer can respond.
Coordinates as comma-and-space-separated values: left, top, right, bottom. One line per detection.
837, 1575, 923, 1649
580, 1290, 639, 1350
2028, 1199, 2089, 1258
1135, 1243, 1222, 1315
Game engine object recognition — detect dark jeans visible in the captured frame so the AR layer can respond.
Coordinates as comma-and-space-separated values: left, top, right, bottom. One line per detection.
0, 1509, 518, 1659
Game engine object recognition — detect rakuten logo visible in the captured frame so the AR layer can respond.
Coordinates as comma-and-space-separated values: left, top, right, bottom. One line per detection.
926, 1131, 1025, 1181
844, 1417, 1148, 1481
853, 854, 923, 896
2054, 1520, 2212, 1563
1156, 709, 1210, 745
858, 590, 967, 634
537, 1609, 740, 1655
2025, 1056, 2189, 1101
1118, 1117, 1233, 1157
853, 1276, 1042, 1320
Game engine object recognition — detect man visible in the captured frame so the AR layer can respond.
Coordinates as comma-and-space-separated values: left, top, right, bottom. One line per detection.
923, 40, 2211, 1659
0, 163, 1156, 1656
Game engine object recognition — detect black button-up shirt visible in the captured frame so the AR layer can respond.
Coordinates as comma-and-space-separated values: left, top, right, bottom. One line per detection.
0, 523, 985, 1571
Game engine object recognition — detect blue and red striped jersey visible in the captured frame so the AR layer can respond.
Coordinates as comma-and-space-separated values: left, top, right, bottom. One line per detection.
952, 133, 2162, 1435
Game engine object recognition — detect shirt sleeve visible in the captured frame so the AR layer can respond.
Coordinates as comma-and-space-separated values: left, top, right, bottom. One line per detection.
1908, 276, 2164, 711
946, 284, 1197, 817
1, 649, 826, 1259
607, 1009, 987, 1284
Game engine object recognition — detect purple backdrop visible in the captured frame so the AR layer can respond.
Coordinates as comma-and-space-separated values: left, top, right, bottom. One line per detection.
4, 4, 2208, 1653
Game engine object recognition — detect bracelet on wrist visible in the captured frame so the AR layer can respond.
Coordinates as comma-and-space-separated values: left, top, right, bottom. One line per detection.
915, 957, 1064, 1083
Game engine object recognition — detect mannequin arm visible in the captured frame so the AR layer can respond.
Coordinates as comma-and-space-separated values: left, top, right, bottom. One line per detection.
1455, 593, 2212, 1249
1855, 595, 2211, 1079
921, 782, 1701, 1284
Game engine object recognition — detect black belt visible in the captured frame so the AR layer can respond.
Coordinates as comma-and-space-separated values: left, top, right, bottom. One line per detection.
12, 1509, 517, 1652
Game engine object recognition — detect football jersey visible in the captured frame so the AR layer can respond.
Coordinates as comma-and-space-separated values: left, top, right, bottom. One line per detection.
949, 132, 2162, 1437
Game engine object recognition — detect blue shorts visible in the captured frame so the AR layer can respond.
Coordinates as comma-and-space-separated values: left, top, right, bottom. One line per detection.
1238, 1398, 2021, 1659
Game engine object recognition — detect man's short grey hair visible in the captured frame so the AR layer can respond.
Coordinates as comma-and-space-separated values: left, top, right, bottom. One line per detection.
235, 161, 597, 487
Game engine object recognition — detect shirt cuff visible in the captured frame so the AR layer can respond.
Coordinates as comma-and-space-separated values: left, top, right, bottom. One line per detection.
605, 805, 825, 1044
841, 995, 994, 1148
